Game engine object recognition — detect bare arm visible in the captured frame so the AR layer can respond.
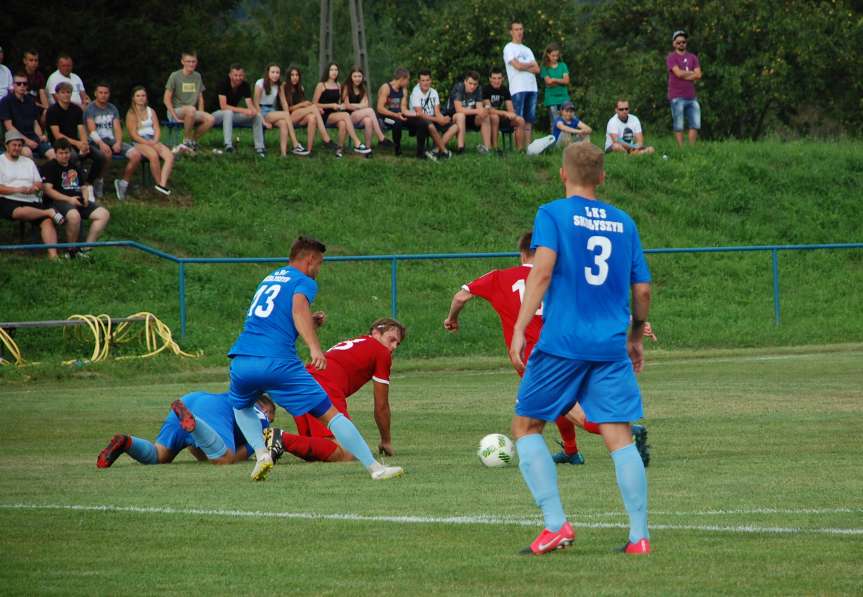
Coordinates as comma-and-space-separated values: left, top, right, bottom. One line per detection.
509, 247, 556, 372
292, 293, 326, 370
443, 289, 473, 331
163, 88, 178, 120
42, 182, 83, 206
628, 282, 652, 373
373, 381, 393, 455
671, 66, 700, 81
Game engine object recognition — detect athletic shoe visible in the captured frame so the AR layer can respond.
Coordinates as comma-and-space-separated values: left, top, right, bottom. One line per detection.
250, 453, 273, 481
378, 138, 394, 148
93, 178, 104, 198
154, 184, 172, 196
97, 433, 130, 469
551, 448, 585, 465
455, 147, 465, 155
323, 140, 339, 151
292, 144, 310, 156
114, 179, 128, 201
616, 538, 651, 555
334, 147, 343, 159
172, 143, 194, 155
224, 145, 235, 153
256, 149, 267, 158
170, 399, 196, 432
370, 464, 404, 480
265, 427, 285, 462
424, 150, 438, 162
76, 248, 92, 260
631, 424, 651, 468
520, 521, 575, 555
477, 144, 490, 155
353, 143, 372, 154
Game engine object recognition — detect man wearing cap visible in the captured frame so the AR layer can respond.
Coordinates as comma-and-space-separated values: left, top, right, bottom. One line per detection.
667, 30, 702, 147
605, 99, 655, 155
0, 46, 13, 100
0, 71, 54, 159
0, 130, 62, 259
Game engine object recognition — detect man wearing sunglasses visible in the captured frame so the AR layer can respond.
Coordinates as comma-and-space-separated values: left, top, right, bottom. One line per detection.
605, 99, 654, 156
667, 30, 702, 147
0, 72, 54, 159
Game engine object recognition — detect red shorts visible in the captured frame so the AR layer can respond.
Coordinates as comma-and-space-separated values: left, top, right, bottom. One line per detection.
292, 386, 348, 438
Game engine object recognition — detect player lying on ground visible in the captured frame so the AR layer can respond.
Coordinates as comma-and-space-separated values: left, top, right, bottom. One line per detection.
228, 236, 403, 481
444, 232, 653, 467
96, 392, 274, 467
266, 318, 405, 463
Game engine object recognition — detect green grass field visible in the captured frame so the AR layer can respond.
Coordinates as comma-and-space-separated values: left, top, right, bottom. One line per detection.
2, 346, 861, 595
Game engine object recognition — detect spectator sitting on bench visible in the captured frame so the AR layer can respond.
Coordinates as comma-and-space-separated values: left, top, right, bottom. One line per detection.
408, 69, 456, 160
46, 82, 107, 188
212, 64, 266, 156
552, 101, 591, 148
341, 66, 391, 150
84, 82, 142, 200
163, 50, 215, 154
483, 66, 525, 152
284, 66, 337, 156
0, 130, 61, 259
40, 138, 110, 258
126, 86, 174, 196
312, 63, 372, 157
46, 53, 90, 109
446, 70, 492, 155
0, 71, 54, 160
376, 67, 411, 156
605, 99, 655, 155
0, 45, 12, 100
254, 64, 307, 158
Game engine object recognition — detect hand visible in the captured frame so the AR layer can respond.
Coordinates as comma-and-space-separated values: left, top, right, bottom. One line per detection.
443, 318, 459, 332
378, 442, 394, 457
25, 138, 38, 150
509, 329, 527, 374
99, 141, 111, 155
309, 348, 326, 371
397, 113, 407, 122
627, 338, 645, 373
311, 311, 326, 328
262, 120, 272, 129
78, 142, 90, 155
112, 141, 122, 154
75, 196, 86, 208
643, 322, 657, 342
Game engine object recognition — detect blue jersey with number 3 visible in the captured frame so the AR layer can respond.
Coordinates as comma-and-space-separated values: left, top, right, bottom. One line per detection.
532, 195, 651, 361
228, 265, 318, 359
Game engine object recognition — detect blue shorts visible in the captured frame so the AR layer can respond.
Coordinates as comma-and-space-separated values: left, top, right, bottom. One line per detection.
229, 355, 331, 417
670, 97, 701, 131
511, 91, 538, 124
515, 350, 643, 423
155, 391, 238, 455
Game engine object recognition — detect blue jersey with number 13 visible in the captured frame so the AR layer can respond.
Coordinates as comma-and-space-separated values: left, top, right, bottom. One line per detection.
228, 265, 318, 359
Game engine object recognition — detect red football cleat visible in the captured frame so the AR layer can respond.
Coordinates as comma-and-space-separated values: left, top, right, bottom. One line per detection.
520, 521, 575, 555
96, 433, 130, 469
620, 538, 651, 554
171, 399, 197, 432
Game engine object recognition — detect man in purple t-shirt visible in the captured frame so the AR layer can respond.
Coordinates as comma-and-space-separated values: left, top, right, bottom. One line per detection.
666, 30, 702, 147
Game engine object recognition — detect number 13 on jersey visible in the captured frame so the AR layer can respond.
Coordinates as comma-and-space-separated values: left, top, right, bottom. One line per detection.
247, 284, 283, 318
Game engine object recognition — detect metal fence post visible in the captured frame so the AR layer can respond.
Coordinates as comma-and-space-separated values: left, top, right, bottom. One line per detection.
390, 257, 398, 319
772, 249, 781, 326
179, 262, 187, 337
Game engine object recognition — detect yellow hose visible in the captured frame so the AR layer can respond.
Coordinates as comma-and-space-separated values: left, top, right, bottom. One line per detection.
0, 327, 25, 366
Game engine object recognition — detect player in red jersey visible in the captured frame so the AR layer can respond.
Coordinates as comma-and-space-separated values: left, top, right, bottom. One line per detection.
444, 232, 653, 466
266, 317, 405, 463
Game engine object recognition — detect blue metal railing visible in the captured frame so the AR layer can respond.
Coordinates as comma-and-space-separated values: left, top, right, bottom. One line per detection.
3, 240, 862, 336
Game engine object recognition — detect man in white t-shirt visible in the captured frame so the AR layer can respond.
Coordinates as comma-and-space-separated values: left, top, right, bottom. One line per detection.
604, 99, 655, 155
408, 69, 457, 160
502, 20, 539, 146
0, 46, 13, 100
45, 54, 89, 108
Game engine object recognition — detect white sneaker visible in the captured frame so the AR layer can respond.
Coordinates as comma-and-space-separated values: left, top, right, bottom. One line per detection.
353, 143, 372, 155
251, 453, 273, 481
114, 179, 128, 201
370, 464, 404, 481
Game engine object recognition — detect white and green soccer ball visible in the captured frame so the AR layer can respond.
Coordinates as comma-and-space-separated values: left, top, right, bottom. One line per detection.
477, 433, 515, 467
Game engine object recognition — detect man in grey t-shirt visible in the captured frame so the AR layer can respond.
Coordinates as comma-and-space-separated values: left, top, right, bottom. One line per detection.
84, 82, 142, 200
163, 51, 215, 153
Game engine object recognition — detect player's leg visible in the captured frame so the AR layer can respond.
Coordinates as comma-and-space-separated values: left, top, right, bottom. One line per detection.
270, 429, 347, 462
551, 416, 584, 465
171, 399, 229, 462
229, 356, 275, 479
315, 405, 402, 479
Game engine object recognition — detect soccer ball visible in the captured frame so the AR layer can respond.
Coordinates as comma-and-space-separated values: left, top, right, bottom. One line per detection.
477, 433, 515, 467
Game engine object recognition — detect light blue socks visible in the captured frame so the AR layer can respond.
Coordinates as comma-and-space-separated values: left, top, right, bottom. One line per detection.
234, 407, 266, 453
516, 434, 566, 532
189, 417, 227, 460
327, 413, 375, 468
611, 443, 649, 542
127, 437, 158, 464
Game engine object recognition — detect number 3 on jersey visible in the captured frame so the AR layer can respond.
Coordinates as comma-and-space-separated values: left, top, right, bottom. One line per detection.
247, 284, 282, 318
585, 235, 612, 286
511, 279, 544, 316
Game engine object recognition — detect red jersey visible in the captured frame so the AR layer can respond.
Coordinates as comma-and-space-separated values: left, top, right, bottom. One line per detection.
306, 335, 392, 400
465, 264, 544, 359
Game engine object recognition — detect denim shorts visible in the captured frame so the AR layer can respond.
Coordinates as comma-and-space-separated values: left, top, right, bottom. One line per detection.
670, 97, 701, 131
511, 91, 538, 124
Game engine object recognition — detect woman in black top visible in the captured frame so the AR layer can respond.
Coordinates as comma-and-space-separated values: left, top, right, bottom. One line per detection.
284, 67, 335, 155
341, 66, 390, 150
312, 63, 371, 157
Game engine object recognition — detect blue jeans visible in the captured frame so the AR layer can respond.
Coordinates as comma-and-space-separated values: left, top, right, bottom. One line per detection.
670, 98, 701, 131
512, 91, 538, 124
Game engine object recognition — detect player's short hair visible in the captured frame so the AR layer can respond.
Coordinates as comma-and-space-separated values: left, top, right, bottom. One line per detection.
94, 81, 110, 91
53, 138, 71, 151
393, 67, 409, 80
489, 66, 504, 77
616, 98, 629, 106
418, 69, 431, 78
229, 63, 244, 71
369, 318, 406, 341
563, 142, 604, 187
509, 19, 523, 29
518, 231, 534, 255
289, 235, 327, 260
257, 393, 275, 411
56, 53, 72, 63
465, 70, 480, 82
181, 50, 197, 59
54, 81, 73, 93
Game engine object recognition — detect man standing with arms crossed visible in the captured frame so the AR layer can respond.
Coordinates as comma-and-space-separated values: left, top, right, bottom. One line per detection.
667, 30, 702, 147
503, 20, 540, 147
509, 142, 652, 556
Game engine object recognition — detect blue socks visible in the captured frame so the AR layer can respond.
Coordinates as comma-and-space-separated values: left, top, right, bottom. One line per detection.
611, 443, 649, 542
189, 417, 227, 460
327, 413, 375, 468
234, 407, 266, 453
516, 434, 566, 532
127, 436, 158, 464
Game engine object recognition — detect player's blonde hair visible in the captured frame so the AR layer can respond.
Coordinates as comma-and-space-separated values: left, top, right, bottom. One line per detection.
369, 318, 406, 341
562, 142, 604, 187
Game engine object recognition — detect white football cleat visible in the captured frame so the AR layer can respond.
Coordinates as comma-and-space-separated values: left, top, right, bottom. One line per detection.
370, 464, 404, 481
250, 453, 273, 481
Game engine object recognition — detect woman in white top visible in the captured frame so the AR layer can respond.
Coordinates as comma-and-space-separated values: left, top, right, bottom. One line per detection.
125, 86, 173, 195
341, 66, 389, 150
312, 63, 371, 157
254, 64, 307, 157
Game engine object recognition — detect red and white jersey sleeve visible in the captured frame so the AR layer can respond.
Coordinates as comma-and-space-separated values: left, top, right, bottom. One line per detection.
464, 265, 543, 350
313, 335, 392, 398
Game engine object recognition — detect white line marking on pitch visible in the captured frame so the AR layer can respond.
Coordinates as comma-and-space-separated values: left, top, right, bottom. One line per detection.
1, 504, 860, 536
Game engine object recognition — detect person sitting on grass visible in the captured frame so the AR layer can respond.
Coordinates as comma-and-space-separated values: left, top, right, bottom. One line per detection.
97, 392, 275, 467
0, 130, 61, 259
284, 66, 338, 156
341, 66, 391, 151
312, 63, 372, 157
40, 138, 111, 259
126, 86, 174, 196
552, 101, 591, 148
605, 99, 655, 155
84, 82, 142, 200
254, 63, 308, 158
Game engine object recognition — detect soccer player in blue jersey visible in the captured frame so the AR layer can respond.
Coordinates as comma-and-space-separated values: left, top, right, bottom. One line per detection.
509, 142, 652, 556
229, 235, 403, 482
96, 391, 274, 467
